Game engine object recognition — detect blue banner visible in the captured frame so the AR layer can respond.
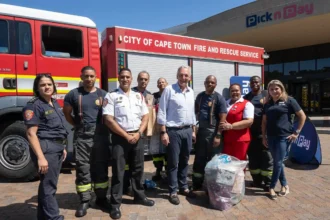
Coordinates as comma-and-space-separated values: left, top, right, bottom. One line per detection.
289, 118, 322, 165
230, 76, 251, 96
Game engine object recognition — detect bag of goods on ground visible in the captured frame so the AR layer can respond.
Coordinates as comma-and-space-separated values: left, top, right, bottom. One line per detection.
205, 154, 248, 211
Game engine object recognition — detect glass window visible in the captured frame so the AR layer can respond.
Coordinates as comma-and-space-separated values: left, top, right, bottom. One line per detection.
264, 65, 269, 72
42, 25, 83, 58
0, 20, 9, 53
16, 22, 32, 55
284, 62, 298, 75
317, 58, 330, 72
300, 60, 316, 73
265, 64, 283, 87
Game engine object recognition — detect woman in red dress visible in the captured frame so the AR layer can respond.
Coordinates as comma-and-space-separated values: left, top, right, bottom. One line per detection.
221, 84, 254, 160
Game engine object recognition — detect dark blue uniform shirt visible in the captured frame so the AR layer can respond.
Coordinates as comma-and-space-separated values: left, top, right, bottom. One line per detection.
262, 97, 301, 137
244, 91, 267, 136
64, 87, 107, 125
23, 97, 68, 140
195, 91, 227, 127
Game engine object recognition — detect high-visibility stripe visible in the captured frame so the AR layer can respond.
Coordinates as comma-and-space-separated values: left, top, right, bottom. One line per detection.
76, 183, 92, 193
193, 172, 203, 178
261, 170, 273, 177
94, 181, 108, 189
125, 164, 129, 170
250, 169, 261, 175
108, 78, 117, 82
0, 89, 16, 93
153, 156, 164, 162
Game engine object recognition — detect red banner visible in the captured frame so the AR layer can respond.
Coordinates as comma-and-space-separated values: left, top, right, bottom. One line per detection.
111, 27, 264, 64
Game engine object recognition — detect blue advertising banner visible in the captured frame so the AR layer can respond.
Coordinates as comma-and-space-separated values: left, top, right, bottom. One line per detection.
289, 118, 322, 165
229, 76, 251, 96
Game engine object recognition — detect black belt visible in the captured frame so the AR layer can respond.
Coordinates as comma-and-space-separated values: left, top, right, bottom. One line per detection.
167, 125, 192, 130
41, 138, 67, 145
127, 130, 139, 134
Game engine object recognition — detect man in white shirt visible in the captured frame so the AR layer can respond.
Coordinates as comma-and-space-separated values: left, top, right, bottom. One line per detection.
103, 68, 155, 219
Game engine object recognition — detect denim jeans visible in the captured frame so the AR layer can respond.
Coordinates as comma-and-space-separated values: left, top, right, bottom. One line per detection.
267, 136, 290, 189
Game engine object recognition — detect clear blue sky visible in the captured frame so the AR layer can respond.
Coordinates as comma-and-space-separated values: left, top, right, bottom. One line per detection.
1, 0, 254, 32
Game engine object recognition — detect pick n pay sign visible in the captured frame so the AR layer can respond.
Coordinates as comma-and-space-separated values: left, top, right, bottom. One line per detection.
246, 3, 314, 28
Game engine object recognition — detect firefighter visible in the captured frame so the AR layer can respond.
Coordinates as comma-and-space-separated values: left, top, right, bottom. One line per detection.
124, 70, 152, 196
23, 74, 68, 220
63, 66, 110, 217
152, 77, 168, 181
192, 75, 227, 190
103, 68, 155, 219
244, 76, 273, 190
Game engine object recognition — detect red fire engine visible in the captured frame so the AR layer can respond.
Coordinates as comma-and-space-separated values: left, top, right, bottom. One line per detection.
0, 3, 265, 181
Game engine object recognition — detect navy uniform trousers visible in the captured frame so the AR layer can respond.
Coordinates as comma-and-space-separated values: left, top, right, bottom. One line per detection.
31, 139, 64, 220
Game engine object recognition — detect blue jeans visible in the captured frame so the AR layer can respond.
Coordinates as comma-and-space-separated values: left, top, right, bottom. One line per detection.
267, 136, 290, 189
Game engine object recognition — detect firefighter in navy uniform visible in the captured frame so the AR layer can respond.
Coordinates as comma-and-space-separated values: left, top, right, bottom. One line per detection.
23, 74, 68, 220
243, 76, 273, 190
192, 75, 227, 190
63, 66, 110, 217
151, 77, 168, 181
103, 68, 154, 220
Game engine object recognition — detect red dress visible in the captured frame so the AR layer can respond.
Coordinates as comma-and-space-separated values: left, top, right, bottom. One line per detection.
223, 99, 251, 160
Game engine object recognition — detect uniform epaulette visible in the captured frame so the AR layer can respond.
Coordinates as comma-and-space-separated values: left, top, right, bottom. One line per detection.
110, 89, 119, 93
27, 97, 39, 103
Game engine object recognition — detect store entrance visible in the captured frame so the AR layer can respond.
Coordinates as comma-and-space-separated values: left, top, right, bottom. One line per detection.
290, 82, 320, 114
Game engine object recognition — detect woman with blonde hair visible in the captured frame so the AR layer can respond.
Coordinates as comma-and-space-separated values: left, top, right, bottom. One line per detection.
262, 80, 306, 200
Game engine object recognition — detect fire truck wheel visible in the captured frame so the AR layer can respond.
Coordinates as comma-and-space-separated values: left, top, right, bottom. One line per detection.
0, 121, 38, 182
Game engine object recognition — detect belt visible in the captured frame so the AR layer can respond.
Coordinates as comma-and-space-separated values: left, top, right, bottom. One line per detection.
167, 125, 192, 130
127, 130, 139, 134
41, 138, 67, 145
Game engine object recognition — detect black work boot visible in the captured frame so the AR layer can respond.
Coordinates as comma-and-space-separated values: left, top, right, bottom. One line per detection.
75, 202, 89, 217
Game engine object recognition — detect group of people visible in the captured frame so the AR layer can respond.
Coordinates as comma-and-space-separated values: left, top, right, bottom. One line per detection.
23, 65, 306, 220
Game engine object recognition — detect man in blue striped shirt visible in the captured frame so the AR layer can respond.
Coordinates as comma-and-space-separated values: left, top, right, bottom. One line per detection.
157, 65, 197, 205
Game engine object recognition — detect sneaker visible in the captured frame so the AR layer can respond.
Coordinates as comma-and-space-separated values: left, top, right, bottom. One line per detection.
169, 194, 180, 205
278, 185, 289, 197
179, 188, 196, 198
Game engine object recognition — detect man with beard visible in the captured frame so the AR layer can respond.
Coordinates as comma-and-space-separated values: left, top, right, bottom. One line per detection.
103, 68, 155, 219
63, 66, 110, 217
152, 78, 168, 181
192, 75, 227, 191
243, 76, 273, 190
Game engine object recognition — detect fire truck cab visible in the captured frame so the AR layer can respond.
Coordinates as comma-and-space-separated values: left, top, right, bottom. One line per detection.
0, 4, 100, 181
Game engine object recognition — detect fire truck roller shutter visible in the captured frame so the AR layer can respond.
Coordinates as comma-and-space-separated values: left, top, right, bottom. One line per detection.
126, 53, 188, 93
238, 63, 262, 78
192, 59, 235, 100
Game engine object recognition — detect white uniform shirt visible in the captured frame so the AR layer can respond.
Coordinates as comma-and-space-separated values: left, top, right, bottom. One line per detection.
226, 97, 254, 119
103, 88, 149, 131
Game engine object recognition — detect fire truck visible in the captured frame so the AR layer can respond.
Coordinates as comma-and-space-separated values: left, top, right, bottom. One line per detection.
0, 3, 265, 181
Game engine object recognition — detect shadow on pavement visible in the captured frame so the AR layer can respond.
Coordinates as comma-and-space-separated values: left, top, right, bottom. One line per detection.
284, 160, 319, 170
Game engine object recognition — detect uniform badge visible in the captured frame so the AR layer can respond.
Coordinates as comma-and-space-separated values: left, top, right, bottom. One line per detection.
119, 96, 123, 100
208, 101, 212, 107
136, 94, 140, 99
95, 99, 100, 106
232, 105, 238, 111
24, 110, 34, 121
45, 110, 54, 115
103, 98, 108, 107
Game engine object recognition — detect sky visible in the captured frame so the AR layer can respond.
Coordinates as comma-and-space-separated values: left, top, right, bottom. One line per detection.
0, 0, 254, 32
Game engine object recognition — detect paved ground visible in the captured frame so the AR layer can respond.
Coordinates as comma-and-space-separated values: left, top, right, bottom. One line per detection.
0, 133, 329, 220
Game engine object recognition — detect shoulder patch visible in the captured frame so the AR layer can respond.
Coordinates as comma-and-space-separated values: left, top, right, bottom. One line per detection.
24, 110, 34, 121
102, 98, 109, 107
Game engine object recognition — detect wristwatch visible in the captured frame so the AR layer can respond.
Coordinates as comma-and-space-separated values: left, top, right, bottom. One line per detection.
160, 131, 167, 135
294, 129, 300, 135
215, 133, 222, 139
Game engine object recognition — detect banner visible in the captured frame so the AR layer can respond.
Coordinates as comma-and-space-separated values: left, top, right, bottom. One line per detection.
229, 76, 251, 96
289, 118, 322, 165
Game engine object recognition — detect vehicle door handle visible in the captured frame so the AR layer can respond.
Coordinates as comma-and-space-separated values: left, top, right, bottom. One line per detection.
24, 61, 28, 70
3, 78, 16, 89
